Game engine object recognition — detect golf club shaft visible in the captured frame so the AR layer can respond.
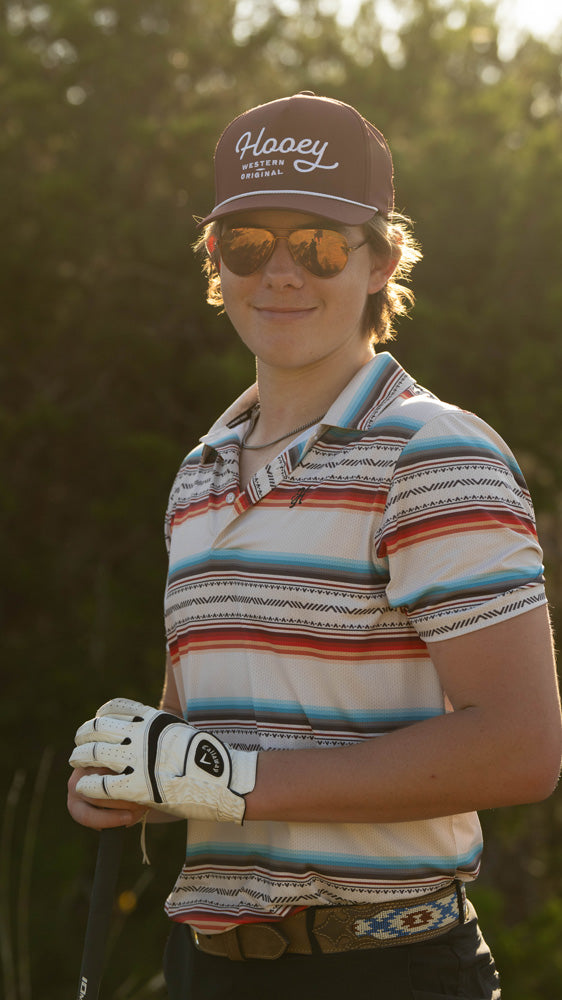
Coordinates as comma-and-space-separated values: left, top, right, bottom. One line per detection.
76, 826, 125, 999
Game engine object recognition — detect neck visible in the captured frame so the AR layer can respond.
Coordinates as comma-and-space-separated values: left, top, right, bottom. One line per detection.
252, 348, 374, 444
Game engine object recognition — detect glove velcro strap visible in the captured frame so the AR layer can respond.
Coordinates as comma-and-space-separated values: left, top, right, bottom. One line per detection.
184, 735, 258, 825
146, 712, 185, 803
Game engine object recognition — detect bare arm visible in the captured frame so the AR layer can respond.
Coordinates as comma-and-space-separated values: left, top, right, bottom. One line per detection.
244, 605, 562, 823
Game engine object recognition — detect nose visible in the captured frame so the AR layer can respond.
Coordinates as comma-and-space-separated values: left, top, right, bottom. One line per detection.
261, 236, 304, 287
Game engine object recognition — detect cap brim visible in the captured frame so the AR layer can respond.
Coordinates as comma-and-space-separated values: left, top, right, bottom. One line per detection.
196, 192, 379, 229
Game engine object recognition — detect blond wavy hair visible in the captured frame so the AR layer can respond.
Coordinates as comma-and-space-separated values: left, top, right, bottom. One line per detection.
193, 212, 422, 344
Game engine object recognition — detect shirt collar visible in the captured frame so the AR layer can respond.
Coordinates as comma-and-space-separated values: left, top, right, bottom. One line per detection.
200, 383, 259, 460
199, 353, 415, 461
321, 352, 416, 431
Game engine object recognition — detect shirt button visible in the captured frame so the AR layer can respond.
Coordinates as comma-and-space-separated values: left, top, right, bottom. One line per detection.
225, 491, 236, 504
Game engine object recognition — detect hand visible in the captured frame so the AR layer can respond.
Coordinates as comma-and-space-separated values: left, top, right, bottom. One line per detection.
69, 698, 258, 825
67, 767, 147, 830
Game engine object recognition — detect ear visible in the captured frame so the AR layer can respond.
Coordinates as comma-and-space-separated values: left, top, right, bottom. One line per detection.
367, 254, 399, 295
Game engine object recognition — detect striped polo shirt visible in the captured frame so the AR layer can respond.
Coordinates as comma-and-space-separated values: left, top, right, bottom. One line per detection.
163, 352, 546, 930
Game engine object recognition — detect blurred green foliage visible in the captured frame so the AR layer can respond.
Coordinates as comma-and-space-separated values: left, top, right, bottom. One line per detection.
1, 1, 561, 996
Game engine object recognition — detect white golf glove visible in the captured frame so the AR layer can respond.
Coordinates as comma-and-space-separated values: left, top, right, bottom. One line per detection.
69, 698, 258, 825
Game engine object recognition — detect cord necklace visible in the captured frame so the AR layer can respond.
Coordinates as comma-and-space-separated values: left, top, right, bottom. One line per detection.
241, 413, 324, 451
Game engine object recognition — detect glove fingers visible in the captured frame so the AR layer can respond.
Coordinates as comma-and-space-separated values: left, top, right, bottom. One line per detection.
70, 741, 134, 772
75, 772, 133, 802
96, 697, 152, 720
74, 716, 131, 746
75, 773, 109, 800
78, 771, 144, 805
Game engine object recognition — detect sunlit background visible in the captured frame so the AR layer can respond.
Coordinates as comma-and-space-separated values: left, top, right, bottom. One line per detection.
257, 0, 562, 53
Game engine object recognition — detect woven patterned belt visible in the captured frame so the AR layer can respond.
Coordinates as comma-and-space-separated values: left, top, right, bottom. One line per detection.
192, 883, 468, 961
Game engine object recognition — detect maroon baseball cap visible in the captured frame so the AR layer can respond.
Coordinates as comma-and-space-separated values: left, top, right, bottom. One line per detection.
197, 92, 394, 228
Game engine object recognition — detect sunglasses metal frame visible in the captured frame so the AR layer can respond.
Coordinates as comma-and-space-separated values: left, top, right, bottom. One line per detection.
208, 226, 368, 278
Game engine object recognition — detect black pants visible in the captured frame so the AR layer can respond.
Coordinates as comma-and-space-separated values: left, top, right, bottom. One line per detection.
163, 905, 501, 1000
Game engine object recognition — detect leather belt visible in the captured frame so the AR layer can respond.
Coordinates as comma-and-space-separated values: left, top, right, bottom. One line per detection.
192, 883, 467, 961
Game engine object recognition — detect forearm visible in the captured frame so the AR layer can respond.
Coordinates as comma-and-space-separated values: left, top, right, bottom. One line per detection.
245, 705, 559, 824
69, 610, 561, 827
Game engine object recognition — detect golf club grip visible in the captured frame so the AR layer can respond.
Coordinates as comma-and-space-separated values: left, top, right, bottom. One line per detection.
76, 826, 126, 999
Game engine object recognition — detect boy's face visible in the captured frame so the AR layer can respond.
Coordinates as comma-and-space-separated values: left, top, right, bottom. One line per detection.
217, 209, 394, 378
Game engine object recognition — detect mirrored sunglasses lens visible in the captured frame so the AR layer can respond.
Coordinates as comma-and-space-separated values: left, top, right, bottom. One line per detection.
289, 230, 349, 277
220, 228, 274, 275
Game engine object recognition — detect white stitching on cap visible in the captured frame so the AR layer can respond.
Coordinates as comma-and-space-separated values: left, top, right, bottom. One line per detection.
211, 190, 381, 214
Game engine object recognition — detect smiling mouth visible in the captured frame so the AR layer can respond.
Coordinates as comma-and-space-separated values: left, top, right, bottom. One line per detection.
255, 305, 316, 316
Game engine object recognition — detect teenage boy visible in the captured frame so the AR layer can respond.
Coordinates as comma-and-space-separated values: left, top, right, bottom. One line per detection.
68, 93, 561, 1000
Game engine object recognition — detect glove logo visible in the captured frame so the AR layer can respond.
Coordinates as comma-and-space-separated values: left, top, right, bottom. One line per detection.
194, 740, 224, 777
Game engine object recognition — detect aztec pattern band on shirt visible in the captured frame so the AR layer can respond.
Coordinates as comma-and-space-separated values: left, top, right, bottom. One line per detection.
163, 352, 546, 931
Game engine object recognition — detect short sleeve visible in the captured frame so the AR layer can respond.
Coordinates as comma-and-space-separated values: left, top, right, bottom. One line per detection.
375, 408, 547, 640
164, 475, 178, 556
163, 447, 201, 557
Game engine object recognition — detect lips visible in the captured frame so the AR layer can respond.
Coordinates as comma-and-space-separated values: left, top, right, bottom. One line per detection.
254, 305, 317, 316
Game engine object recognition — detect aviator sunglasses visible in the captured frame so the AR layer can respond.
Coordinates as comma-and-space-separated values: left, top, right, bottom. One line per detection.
206, 226, 368, 279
